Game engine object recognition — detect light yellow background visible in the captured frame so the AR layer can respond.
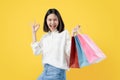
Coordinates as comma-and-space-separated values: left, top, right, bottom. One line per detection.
0, 0, 120, 80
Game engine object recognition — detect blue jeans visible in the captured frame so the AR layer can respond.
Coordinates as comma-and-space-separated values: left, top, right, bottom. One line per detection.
37, 64, 66, 80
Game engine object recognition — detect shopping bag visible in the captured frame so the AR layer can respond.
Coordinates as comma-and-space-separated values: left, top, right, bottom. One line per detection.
77, 34, 106, 64
81, 34, 106, 62
69, 33, 106, 68
69, 37, 79, 68
74, 36, 90, 68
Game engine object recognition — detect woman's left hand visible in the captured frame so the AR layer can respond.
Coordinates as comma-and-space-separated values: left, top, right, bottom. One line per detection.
72, 25, 80, 36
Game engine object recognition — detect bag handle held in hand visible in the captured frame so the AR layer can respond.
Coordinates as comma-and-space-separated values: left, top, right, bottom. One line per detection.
72, 25, 83, 36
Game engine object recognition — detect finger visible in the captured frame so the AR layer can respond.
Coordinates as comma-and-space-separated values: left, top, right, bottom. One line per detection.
34, 19, 36, 24
76, 25, 80, 31
30, 19, 37, 27
37, 24, 40, 29
34, 24, 39, 28
37, 24, 40, 27
76, 25, 80, 28
29, 22, 33, 27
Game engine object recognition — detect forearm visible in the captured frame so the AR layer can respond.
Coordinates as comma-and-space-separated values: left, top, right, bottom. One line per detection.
32, 32, 37, 43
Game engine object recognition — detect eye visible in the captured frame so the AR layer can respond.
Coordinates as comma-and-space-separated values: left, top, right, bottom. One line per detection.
48, 19, 52, 21
54, 18, 58, 21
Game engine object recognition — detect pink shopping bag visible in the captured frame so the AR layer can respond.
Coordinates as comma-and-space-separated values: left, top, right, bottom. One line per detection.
77, 34, 106, 64
80, 34, 106, 63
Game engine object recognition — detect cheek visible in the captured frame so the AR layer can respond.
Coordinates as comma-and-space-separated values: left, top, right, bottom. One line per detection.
46, 21, 49, 24
55, 21, 59, 25
46, 21, 50, 27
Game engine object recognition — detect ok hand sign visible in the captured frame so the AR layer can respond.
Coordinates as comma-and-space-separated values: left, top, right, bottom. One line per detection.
32, 21, 40, 33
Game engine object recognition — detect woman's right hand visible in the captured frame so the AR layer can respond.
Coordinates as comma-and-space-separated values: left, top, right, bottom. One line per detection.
32, 21, 40, 33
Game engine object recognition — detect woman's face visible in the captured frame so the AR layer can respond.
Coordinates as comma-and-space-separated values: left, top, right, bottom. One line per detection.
46, 13, 59, 32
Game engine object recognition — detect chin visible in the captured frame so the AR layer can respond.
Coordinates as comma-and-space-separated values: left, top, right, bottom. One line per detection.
51, 29, 55, 31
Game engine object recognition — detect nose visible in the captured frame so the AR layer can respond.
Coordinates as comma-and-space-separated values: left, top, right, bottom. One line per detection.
51, 20, 55, 25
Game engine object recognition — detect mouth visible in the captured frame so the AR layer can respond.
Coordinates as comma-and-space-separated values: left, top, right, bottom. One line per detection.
50, 25, 56, 28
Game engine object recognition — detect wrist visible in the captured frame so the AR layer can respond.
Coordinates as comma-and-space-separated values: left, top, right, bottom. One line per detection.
32, 31, 36, 34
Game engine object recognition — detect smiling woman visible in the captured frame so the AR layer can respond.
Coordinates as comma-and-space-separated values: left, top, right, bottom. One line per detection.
43, 8, 65, 33
1, 0, 119, 80
31, 8, 79, 80
46, 14, 59, 32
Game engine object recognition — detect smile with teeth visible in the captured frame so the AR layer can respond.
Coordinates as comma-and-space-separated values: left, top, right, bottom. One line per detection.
50, 25, 56, 28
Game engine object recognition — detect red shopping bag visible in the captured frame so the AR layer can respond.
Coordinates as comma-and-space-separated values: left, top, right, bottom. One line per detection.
69, 37, 79, 68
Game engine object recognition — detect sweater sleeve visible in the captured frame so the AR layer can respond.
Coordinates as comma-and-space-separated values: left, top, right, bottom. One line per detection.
65, 30, 71, 65
30, 37, 43, 55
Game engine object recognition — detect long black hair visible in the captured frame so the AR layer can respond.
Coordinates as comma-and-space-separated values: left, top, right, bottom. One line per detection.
43, 8, 64, 33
